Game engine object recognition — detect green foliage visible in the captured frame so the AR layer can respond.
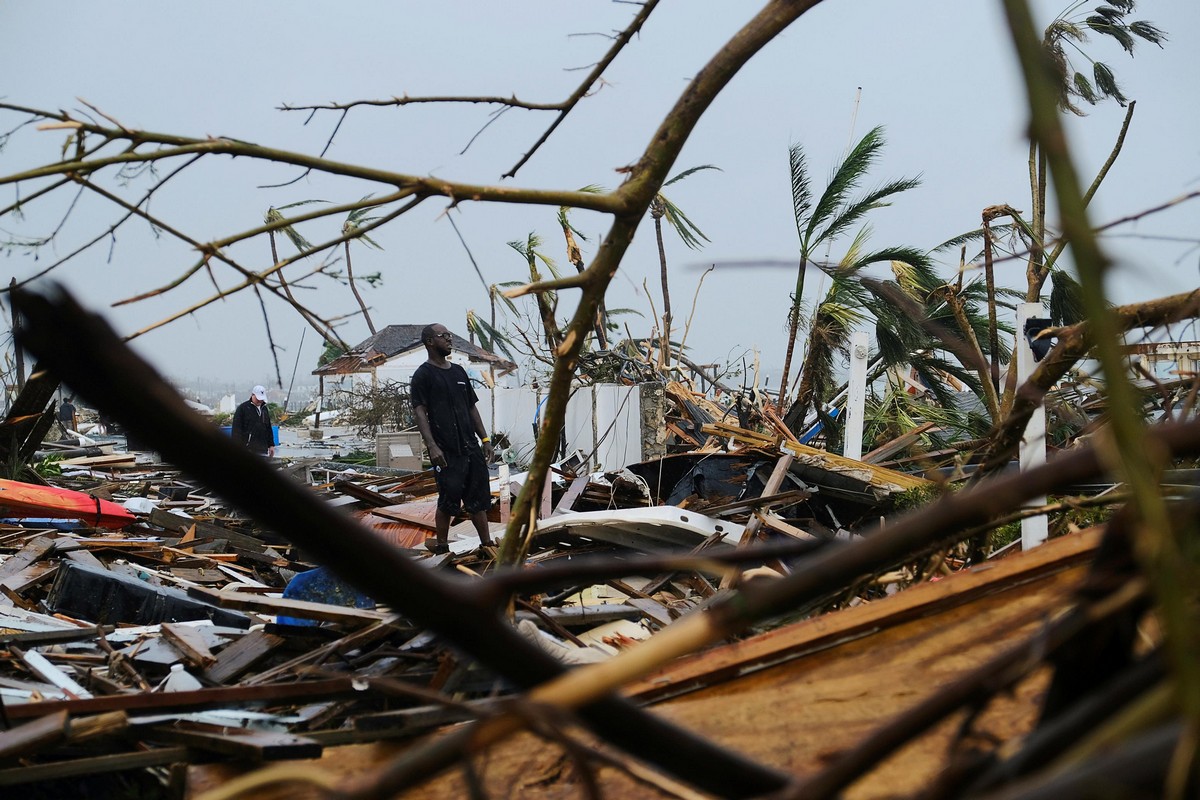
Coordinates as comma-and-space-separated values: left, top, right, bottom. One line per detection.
212, 411, 232, 426
32, 453, 62, 478
655, 165, 721, 250
265, 199, 328, 254
466, 310, 517, 360
1043, 1, 1167, 115
334, 449, 377, 467
319, 340, 347, 367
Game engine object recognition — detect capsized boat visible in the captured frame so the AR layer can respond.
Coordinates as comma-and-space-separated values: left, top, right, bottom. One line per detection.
0, 478, 135, 529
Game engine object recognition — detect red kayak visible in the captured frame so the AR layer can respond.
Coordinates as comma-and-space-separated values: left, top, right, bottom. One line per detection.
0, 478, 135, 529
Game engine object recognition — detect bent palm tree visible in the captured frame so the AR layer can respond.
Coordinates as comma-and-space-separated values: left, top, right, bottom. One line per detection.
788, 232, 941, 432
779, 126, 920, 405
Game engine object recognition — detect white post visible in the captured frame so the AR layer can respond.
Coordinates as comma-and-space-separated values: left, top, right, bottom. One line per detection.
1016, 303, 1048, 550
844, 331, 869, 460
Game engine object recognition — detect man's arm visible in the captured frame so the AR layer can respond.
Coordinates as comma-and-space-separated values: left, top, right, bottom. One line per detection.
414, 405, 446, 468
264, 406, 275, 457
230, 405, 245, 443
469, 404, 494, 462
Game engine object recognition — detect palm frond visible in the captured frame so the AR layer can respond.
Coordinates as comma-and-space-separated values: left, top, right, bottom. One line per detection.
273, 199, 328, 211
888, 252, 942, 297
535, 250, 563, 279
805, 125, 886, 245
1049, 268, 1088, 325
1093, 61, 1128, 104
661, 197, 711, 250
467, 313, 518, 360
1129, 20, 1166, 46
557, 185, 603, 237
819, 176, 922, 245
1072, 72, 1100, 104
1088, 16, 1136, 53
265, 207, 313, 254
789, 143, 812, 240
603, 308, 645, 318
663, 165, 721, 188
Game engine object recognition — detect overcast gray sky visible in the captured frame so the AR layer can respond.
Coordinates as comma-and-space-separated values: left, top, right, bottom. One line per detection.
3, 1, 1197, 394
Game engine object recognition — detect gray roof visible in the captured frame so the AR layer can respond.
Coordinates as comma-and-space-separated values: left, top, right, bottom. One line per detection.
313, 324, 517, 376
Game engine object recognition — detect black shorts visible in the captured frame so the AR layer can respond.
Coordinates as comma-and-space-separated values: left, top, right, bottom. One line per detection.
435, 449, 492, 516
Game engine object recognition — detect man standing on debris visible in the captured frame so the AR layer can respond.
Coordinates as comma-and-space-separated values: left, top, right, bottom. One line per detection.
57, 395, 78, 435
230, 385, 275, 457
411, 323, 495, 553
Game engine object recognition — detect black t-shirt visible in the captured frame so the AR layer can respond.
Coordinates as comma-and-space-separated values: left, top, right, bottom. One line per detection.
410, 362, 479, 455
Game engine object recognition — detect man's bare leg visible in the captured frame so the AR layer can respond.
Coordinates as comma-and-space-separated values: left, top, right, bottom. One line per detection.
427, 507, 452, 553
470, 510, 494, 547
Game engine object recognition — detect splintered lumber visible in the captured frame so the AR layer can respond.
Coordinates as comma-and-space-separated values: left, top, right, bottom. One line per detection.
552, 474, 591, 515
161, 622, 218, 668
3, 677, 365, 721
700, 421, 781, 449
57, 453, 137, 468
0, 711, 68, 760
202, 629, 285, 685
149, 507, 266, 552
363, 506, 438, 530
186, 586, 389, 624
862, 421, 938, 464
141, 723, 322, 760
628, 527, 1105, 703
754, 512, 820, 541
780, 438, 931, 493
10, 646, 93, 698
0, 747, 190, 786
206, 530, 1108, 799
733, 453, 794, 546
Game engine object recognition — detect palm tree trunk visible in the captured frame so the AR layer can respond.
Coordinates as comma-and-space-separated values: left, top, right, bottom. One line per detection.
653, 208, 672, 369
561, 223, 608, 349
982, 216, 999, 389
777, 259, 809, 405
345, 241, 376, 335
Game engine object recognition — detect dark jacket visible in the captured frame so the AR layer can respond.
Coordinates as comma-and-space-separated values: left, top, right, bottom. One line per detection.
231, 400, 274, 453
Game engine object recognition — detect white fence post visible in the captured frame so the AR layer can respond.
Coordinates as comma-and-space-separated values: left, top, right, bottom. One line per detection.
1017, 302, 1049, 550
844, 331, 869, 460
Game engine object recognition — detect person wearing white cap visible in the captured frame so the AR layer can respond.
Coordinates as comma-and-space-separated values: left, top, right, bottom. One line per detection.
230, 384, 275, 457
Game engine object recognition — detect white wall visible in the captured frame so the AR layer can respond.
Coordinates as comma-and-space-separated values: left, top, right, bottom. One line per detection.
487, 383, 644, 472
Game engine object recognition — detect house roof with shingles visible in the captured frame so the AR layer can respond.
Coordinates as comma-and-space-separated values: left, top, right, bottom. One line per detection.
313, 325, 517, 377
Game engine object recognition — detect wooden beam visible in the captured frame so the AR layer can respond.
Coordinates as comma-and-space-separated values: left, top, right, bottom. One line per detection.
3, 677, 363, 720
185, 586, 389, 624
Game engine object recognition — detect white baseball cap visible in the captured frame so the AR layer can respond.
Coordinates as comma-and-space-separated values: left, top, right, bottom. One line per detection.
252, 385, 268, 401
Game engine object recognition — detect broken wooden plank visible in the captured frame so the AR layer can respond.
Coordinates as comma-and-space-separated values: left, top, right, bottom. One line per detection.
552, 474, 591, 515
754, 512, 820, 541
0, 746, 189, 786
361, 507, 437, 530
0, 711, 68, 760
10, 645, 93, 699
626, 527, 1105, 703
140, 723, 322, 760
862, 421, 938, 464
148, 507, 266, 552
202, 629, 286, 685
700, 421, 780, 448
161, 622, 218, 668
3, 677, 363, 720
186, 586, 389, 624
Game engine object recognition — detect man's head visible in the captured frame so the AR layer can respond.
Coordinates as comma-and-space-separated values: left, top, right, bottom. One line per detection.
251, 385, 268, 406
422, 323, 453, 357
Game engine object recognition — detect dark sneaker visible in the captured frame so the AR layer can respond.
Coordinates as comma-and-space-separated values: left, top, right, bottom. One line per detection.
425, 540, 450, 554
